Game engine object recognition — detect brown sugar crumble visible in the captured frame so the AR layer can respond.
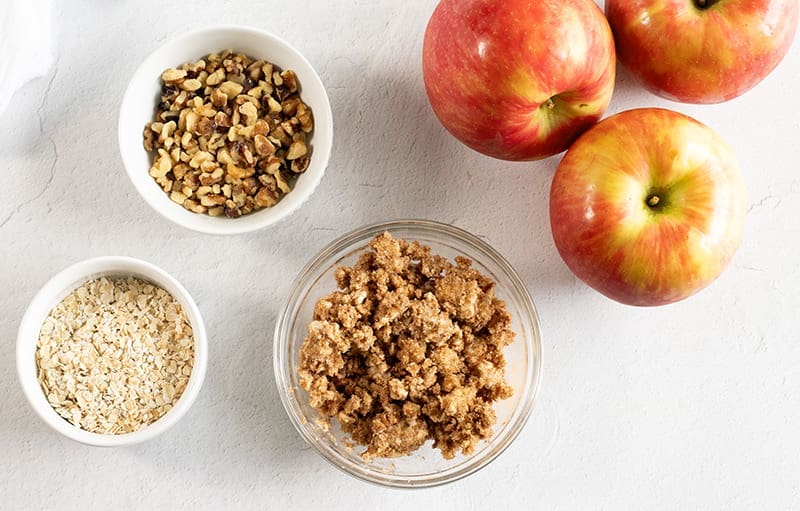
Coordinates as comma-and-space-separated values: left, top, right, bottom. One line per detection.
298, 232, 515, 459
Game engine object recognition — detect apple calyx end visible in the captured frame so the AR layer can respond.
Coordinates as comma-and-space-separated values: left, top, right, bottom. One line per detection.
692, 0, 719, 10
645, 191, 668, 212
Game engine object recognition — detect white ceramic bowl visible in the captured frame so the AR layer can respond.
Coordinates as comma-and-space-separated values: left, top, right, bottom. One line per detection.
118, 25, 333, 235
16, 257, 208, 446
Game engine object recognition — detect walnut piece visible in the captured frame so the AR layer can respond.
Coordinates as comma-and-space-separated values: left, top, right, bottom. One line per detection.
143, 50, 315, 218
298, 233, 515, 460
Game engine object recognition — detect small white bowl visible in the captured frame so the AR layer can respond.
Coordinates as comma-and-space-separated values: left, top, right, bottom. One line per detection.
118, 25, 333, 235
16, 257, 208, 446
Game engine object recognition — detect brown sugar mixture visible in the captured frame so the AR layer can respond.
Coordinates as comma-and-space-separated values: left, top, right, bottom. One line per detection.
298, 232, 515, 459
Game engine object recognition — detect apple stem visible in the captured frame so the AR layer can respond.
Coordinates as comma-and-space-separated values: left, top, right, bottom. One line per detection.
546, 98, 556, 110
647, 195, 661, 208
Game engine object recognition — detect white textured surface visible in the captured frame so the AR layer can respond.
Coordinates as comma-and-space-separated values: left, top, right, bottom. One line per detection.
0, 0, 52, 116
1, 1, 798, 508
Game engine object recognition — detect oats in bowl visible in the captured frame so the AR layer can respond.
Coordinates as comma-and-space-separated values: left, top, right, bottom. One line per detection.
143, 50, 314, 218
36, 277, 194, 434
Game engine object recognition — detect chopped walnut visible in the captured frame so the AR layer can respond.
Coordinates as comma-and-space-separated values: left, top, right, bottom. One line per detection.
298, 233, 515, 460
143, 50, 315, 218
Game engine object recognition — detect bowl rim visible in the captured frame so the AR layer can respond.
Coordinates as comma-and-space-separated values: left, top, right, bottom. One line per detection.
273, 219, 543, 488
16, 256, 208, 446
117, 24, 333, 235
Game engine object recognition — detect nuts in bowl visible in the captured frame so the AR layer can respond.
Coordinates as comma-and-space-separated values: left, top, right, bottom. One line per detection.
274, 220, 542, 487
144, 51, 314, 219
119, 26, 333, 234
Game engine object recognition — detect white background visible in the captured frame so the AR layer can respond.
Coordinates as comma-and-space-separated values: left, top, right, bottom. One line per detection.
2, 1, 798, 509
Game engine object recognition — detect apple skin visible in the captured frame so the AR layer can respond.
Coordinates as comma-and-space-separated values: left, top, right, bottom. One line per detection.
606, 0, 799, 104
422, 0, 616, 161
549, 108, 746, 306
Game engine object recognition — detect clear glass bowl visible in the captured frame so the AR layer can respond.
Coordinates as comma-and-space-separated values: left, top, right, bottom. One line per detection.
273, 220, 542, 488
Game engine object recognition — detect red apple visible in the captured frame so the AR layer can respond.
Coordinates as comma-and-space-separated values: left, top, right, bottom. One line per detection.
606, 0, 799, 104
422, 0, 616, 161
549, 108, 746, 306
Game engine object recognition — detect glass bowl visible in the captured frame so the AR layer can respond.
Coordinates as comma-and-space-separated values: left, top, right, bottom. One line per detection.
273, 220, 542, 487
